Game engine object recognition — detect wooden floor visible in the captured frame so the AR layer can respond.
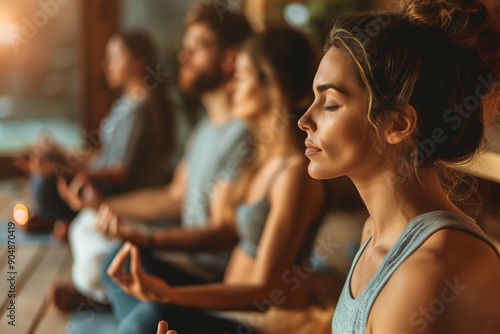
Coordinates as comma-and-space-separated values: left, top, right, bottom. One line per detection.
0, 177, 75, 334
0, 242, 72, 334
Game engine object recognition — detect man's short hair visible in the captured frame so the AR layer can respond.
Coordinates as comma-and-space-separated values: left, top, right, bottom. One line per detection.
185, 2, 252, 49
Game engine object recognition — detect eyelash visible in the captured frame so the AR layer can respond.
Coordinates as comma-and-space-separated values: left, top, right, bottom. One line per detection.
322, 105, 340, 112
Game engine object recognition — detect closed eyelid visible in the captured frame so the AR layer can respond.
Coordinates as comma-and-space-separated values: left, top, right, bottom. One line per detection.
323, 103, 341, 110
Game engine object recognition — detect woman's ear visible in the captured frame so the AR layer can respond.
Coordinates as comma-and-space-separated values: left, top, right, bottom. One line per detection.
385, 104, 418, 144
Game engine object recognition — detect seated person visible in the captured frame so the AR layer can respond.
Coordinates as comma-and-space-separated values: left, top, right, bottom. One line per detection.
49, 3, 253, 312
103, 27, 327, 334
13, 30, 177, 235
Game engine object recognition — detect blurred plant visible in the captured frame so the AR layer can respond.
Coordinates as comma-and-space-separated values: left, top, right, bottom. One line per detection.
307, 0, 372, 44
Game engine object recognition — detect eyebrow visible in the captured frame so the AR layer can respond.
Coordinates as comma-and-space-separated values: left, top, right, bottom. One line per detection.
315, 83, 347, 95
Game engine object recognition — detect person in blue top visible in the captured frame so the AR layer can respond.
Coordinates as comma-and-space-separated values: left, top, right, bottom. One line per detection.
14, 30, 177, 235
297, 0, 500, 333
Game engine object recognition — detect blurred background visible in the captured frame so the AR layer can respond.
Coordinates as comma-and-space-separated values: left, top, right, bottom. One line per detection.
0, 0, 377, 175
0, 0, 82, 152
0, 0, 498, 217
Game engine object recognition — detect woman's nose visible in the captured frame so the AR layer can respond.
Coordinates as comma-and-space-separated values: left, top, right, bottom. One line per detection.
298, 106, 315, 132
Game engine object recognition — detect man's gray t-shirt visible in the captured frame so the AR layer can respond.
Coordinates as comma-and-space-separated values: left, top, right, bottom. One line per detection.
179, 116, 252, 278
90, 95, 174, 195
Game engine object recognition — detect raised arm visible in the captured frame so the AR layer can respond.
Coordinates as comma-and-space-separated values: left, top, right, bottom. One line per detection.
83, 165, 128, 184
98, 175, 239, 252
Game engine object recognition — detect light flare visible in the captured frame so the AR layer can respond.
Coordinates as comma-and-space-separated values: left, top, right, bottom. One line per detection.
12, 203, 29, 225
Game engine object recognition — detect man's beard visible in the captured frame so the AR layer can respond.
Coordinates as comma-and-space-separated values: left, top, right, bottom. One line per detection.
178, 66, 225, 97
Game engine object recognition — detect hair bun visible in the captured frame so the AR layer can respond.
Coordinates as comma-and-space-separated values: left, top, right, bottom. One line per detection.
399, 0, 488, 36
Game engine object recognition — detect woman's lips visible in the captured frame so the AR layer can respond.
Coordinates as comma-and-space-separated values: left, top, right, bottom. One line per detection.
305, 140, 322, 156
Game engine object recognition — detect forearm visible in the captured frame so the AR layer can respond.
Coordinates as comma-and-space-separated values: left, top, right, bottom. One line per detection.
107, 186, 181, 221
152, 225, 237, 252
169, 283, 272, 311
80, 149, 101, 169
86, 167, 126, 184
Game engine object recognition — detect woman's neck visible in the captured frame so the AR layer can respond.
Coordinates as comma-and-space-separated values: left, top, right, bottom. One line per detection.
352, 167, 462, 250
124, 78, 147, 102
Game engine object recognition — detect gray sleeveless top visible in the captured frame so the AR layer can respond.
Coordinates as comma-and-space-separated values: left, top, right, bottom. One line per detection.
332, 210, 500, 334
235, 159, 288, 257
235, 158, 321, 263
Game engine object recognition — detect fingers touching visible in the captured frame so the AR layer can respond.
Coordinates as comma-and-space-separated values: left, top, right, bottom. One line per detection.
157, 320, 177, 334
107, 242, 134, 294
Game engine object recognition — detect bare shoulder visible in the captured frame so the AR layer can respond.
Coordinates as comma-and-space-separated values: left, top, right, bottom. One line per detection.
369, 228, 500, 334
416, 227, 500, 286
269, 153, 325, 213
273, 154, 323, 193
282, 153, 310, 173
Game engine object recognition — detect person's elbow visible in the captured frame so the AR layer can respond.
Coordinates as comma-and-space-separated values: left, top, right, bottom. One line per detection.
109, 166, 128, 184
210, 223, 239, 251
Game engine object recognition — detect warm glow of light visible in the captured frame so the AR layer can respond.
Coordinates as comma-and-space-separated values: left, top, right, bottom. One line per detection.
0, 24, 19, 46
12, 203, 29, 225
0, 12, 19, 46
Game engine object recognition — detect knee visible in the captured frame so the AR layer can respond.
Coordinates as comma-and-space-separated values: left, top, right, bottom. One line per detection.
30, 174, 55, 197
117, 319, 144, 334
117, 303, 165, 334
30, 174, 75, 220
30, 175, 61, 209
117, 319, 141, 334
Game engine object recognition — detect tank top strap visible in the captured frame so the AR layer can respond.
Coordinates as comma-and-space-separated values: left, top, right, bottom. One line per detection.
364, 211, 499, 313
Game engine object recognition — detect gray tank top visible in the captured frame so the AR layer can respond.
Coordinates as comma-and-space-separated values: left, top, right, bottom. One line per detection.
235, 158, 322, 263
332, 210, 500, 334
235, 159, 288, 257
